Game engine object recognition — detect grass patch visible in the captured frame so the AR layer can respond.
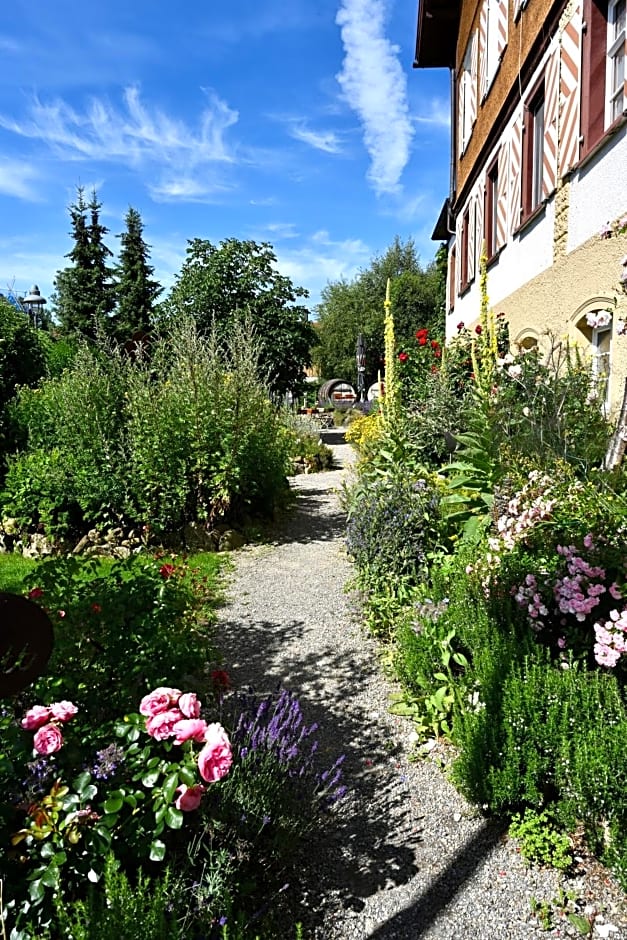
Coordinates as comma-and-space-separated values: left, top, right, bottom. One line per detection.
0, 552, 37, 593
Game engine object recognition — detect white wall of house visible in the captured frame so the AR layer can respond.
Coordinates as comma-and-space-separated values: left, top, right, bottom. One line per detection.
568, 126, 627, 252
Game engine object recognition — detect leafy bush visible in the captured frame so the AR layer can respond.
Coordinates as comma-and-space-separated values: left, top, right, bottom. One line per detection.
509, 809, 573, 871
23, 554, 218, 724
345, 471, 441, 586
2, 319, 293, 542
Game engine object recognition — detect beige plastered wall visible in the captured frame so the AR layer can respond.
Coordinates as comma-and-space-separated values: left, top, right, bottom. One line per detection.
496, 226, 627, 415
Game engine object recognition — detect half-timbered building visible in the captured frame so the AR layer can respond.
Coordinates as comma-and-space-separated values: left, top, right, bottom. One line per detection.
415, 0, 627, 410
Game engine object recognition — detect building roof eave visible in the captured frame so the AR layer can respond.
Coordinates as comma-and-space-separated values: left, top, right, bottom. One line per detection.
414, 0, 461, 70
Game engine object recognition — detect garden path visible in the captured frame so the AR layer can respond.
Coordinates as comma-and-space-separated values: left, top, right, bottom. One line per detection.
215, 441, 627, 940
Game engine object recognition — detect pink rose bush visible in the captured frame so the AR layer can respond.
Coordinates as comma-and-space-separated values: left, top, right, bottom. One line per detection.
198, 723, 233, 782
21, 700, 78, 754
139, 686, 233, 808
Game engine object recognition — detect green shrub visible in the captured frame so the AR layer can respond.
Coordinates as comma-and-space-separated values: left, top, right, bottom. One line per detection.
509, 808, 573, 871
345, 471, 442, 587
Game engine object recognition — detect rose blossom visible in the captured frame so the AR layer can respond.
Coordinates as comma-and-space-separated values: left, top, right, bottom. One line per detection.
175, 783, 206, 812
21, 705, 52, 730
33, 723, 64, 755
172, 718, 208, 745
49, 700, 78, 723
178, 692, 201, 718
197, 723, 233, 782
139, 687, 182, 717
145, 709, 184, 741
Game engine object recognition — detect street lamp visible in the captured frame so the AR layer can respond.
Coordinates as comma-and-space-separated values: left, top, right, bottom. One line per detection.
356, 333, 367, 402
22, 285, 47, 329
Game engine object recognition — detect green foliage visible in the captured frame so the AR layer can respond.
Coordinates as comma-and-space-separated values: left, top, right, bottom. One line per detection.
112, 207, 162, 342
0, 298, 48, 467
24, 553, 218, 722
160, 238, 316, 397
54, 855, 176, 940
53, 187, 116, 340
283, 416, 334, 472
392, 607, 469, 740
313, 237, 444, 386
344, 470, 442, 588
2, 320, 292, 541
0, 551, 36, 593
509, 808, 573, 871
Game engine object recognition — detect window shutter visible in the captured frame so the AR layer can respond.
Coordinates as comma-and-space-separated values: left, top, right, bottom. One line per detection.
470, 31, 479, 126
543, 44, 560, 196
458, 73, 466, 155
468, 197, 477, 282
559, 1, 583, 175
508, 113, 523, 234
475, 187, 485, 257
497, 0, 509, 58
479, 0, 489, 96
497, 145, 509, 248
581, 0, 608, 153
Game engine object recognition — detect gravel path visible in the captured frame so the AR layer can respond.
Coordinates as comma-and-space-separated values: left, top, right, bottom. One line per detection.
216, 440, 627, 940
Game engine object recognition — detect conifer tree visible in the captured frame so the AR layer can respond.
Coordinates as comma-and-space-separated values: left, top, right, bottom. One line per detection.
113, 207, 162, 341
53, 187, 115, 340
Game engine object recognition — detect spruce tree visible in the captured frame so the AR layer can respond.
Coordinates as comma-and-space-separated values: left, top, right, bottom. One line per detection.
53, 187, 115, 340
113, 207, 162, 341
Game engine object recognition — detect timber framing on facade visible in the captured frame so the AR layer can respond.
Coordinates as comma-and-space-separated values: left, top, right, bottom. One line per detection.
414, 0, 627, 412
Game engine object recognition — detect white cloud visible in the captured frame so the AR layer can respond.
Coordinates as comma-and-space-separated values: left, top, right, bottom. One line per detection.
0, 158, 42, 201
288, 123, 344, 154
336, 0, 413, 196
0, 87, 239, 201
414, 98, 450, 129
275, 231, 371, 308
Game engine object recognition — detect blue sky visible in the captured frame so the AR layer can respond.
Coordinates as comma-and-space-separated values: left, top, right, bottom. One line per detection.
0, 0, 450, 314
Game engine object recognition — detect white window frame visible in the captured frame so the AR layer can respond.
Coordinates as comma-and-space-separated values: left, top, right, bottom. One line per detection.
460, 42, 474, 153
607, 0, 626, 126
592, 323, 612, 413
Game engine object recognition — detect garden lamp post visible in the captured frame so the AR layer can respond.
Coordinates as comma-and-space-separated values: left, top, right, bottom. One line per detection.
22, 285, 46, 329
356, 333, 367, 402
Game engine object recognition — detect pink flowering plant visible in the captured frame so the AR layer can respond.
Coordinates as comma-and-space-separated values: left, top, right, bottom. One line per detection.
480, 466, 627, 672
2, 685, 234, 935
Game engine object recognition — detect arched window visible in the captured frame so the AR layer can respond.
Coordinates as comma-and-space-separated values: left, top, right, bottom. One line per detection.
575, 307, 613, 412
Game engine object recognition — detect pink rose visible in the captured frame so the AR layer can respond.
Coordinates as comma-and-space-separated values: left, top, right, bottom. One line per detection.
145, 709, 184, 740
139, 687, 182, 717
178, 692, 201, 718
197, 723, 232, 783
21, 705, 52, 730
172, 718, 208, 745
174, 783, 205, 812
33, 723, 64, 755
49, 701, 78, 723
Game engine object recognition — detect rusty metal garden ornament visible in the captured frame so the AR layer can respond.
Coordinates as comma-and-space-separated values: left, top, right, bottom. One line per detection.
0, 593, 54, 696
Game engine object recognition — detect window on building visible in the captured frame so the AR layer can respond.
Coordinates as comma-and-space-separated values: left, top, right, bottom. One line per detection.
449, 246, 457, 310
582, 0, 626, 155
592, 322, 612, 412
577, 309, 613, 412
485, 157, 499, 259
608, 0, 626, 123
460, 209, 470, 291
522, 82, 545, 219
459, 36, 477, 154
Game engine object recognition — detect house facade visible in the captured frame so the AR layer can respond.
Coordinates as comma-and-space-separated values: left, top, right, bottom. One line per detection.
415, 0, 627, 411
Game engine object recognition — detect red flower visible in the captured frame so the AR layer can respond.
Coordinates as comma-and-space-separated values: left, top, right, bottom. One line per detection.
159, 563, 176, 579
475, 324, 483, 335
210, 669, 231, 691
91, 603, 102, 614
434, 349, 441, 358
456, 321, 465, 331
431, 340, 440, 350
431, 365, 439, 373
415, 328, 428, 339
28, 587, 43, 600
398, 352, 408, 362
418, 337, 427, 346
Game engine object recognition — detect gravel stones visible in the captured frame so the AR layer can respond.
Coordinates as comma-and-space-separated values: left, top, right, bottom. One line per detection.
215, 444, 627, 939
